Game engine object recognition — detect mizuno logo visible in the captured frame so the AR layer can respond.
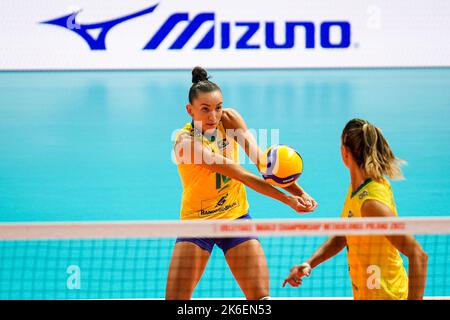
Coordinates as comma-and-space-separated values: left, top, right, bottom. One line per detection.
42, 3, 351, 51
41, 4, 160, 50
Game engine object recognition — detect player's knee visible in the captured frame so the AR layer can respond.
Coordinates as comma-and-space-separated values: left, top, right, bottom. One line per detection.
244, 285, 269, 300
246, 292, 270, 300
165, 287, 193, 300
165, 277, 196, 300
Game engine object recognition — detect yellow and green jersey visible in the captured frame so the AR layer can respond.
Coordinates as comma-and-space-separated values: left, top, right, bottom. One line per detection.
175, 121, 249, 220
341, 177, 408, 300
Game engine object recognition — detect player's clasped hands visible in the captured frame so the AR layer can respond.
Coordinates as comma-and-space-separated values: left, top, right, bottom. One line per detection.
299, 192, 318, 212
282, 262, 312, 288
286, 193, 318, 213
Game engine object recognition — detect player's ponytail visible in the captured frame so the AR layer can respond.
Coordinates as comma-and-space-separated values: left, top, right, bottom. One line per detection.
188, 66, 221, 103
342, 118, 405, 181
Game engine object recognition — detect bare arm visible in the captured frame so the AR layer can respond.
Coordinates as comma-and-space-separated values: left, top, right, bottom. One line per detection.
174, 133, 307, 213
305, 236, 347, 268
283, 236, 347, 287
283, 183, 318, 211
221, 108, 317, 211
220, 108, 267, 170
361, 200, 428, 300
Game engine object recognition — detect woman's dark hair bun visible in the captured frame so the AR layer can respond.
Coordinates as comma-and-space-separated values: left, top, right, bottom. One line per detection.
192, 66, 209, 84
188, 66, 220, 103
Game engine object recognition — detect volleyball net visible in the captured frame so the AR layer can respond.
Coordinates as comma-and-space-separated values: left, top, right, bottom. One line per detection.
0, 217, 449, 300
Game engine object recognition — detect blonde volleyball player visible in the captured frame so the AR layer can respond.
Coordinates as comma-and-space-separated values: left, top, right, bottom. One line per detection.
283, 118, 428, 300
166, 67, 318, 300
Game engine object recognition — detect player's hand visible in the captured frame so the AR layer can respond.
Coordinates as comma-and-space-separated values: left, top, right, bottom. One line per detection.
282, 263, 312, 288
286, 195, 313, 213
300, 192, 318, 212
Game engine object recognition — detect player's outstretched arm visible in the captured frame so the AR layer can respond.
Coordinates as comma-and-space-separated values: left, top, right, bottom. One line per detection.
221, 108, 317, 211
283, 236, 347, 287
282, 183, 318, 212
174, 134, 309, 214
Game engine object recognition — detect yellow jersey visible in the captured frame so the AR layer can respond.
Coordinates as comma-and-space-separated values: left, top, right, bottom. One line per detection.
341, 177, 408, 300
175, 121, 249, 220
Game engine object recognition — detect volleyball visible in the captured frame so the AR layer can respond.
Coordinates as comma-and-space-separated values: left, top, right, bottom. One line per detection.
260, 145, 303, 187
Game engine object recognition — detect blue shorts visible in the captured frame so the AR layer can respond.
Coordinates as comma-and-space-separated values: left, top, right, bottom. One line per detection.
176, 213, 259, 254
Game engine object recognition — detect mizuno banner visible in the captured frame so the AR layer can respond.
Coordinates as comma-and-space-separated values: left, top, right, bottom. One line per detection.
0, 0, 449, 70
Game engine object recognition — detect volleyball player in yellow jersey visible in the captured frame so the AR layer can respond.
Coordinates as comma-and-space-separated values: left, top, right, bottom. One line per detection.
165, 67, 318, 300
283, 118, 428, 300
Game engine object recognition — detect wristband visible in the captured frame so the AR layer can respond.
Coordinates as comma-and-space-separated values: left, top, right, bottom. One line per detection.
302, 262, 312, 269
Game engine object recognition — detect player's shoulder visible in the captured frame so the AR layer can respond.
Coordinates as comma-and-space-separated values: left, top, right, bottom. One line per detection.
173, 130, 199, 164
359, 178, 395, 217
366, 177, 392, 194
174, 123, 195, 145
176, 131, 192, 143
351, 178, 390, 203
221, 108, 246, 129
360, 197, 394, 217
